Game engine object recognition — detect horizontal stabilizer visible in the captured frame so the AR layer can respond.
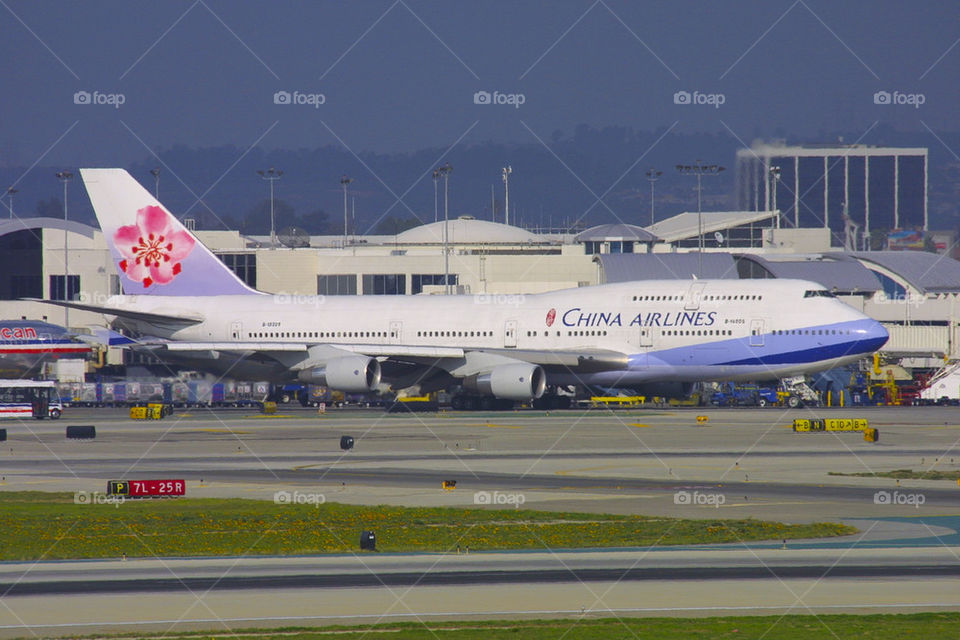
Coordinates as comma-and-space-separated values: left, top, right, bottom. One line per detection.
165, 342, 309, 352
26, 299, 203, 325
75, 327, 138, 347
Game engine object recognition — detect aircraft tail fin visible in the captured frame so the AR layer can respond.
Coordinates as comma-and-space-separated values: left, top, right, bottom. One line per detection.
80, 168, 260, 296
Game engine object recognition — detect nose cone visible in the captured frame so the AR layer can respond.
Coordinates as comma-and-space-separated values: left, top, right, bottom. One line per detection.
871, 320, 889, 346
859, 319, 889, 354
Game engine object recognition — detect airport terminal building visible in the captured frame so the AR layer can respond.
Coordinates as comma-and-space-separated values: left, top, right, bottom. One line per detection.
4, 209, 960, 380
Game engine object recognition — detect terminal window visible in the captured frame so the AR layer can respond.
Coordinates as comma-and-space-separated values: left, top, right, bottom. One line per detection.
219, 253, 257, 288
9, 275, 41, 300
411, 274, 457, 294
0, 229, 43, 300
362, 274, 405, 295
317, 274, 358, 295
49, 275, 80, 301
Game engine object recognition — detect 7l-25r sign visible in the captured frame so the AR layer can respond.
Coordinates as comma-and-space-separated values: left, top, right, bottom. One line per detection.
107, 479, 185, 497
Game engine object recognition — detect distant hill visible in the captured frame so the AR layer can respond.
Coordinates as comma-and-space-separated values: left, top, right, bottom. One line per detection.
4, 123, 958, 235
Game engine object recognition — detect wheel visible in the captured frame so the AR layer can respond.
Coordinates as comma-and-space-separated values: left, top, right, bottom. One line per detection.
787, 395, 801, 408
49, 408, 61, 419
758, 398, 767, 407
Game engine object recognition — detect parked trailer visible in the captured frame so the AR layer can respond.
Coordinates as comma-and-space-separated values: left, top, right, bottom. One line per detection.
57, 380, 275, 408
236, 382, 270, 406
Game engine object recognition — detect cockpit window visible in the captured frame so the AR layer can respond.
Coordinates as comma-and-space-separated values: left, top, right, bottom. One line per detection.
803, 290, 835, 298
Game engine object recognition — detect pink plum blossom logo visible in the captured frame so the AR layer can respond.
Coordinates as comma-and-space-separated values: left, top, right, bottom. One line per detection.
546, 308, 556, 327
114, 206, 195, 288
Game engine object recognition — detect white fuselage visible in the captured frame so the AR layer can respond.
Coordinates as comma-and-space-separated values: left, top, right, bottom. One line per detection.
108, 279, 888, 387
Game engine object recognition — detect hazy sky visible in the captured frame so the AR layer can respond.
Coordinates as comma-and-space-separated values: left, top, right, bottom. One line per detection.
2, 0, 959, 169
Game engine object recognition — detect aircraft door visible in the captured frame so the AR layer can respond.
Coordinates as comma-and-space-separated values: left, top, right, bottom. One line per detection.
685, 283, 706, 310
750, 319, 765, 347
504, 319, 518, 348
389, 320, 402, 345
230, 320, 242, 339
639, 326, 653, 347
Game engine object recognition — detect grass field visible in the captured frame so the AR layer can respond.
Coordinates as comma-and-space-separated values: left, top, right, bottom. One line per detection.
830, 469, 960, 481
0, 491, 854, 561
45, 614, 960, 639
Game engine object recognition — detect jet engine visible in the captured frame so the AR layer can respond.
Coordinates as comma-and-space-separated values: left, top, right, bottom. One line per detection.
464, 363, 546, 400
297, 356, 381, 392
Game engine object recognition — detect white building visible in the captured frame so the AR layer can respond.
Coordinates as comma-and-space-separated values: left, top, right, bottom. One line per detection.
3, 213, 959, 370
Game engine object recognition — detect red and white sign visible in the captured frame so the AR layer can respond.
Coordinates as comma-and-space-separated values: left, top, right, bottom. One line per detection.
546, 308, 556, 327
128, 479, 186, 497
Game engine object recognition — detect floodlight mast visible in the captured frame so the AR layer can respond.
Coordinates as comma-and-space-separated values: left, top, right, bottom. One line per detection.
645, 168, 662, 226
676, 161, 725, 277
257, 168, 283, 248
55, 171, 73, 326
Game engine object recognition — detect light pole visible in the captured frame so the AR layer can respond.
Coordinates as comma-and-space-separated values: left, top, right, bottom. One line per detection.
150, 168, 161, 199
769, 166, 781, 228
645, 169, 662, 226
437, 163, 452, 294
56, 171, 73, 327
676, 161, 725, 277
502, 165, 512, 225
432, 169, 440, 223
6, 187, 18, 218
340, 175, 353, 246
257, 168, 282, 248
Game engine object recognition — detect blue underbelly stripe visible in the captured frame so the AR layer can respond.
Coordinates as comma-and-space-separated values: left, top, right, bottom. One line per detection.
635, 319, 886, 368
715, 337, 889, 366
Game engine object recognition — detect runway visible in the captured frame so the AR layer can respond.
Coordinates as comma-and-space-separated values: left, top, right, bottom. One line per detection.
3, 548, 960, 635
7, 405, 960, 521
4, 548, 960, 596
3, 405, 960, 635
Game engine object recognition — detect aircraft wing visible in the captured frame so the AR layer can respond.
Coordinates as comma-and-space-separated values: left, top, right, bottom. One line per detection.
337, 344, 628, 372
164, 342, 310, 352
27, 299, 204, 325
146, 341, 626, 372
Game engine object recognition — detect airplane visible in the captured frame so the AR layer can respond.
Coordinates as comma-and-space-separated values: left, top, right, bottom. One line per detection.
0, 319, 93, 378
34, 168, 889, 405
